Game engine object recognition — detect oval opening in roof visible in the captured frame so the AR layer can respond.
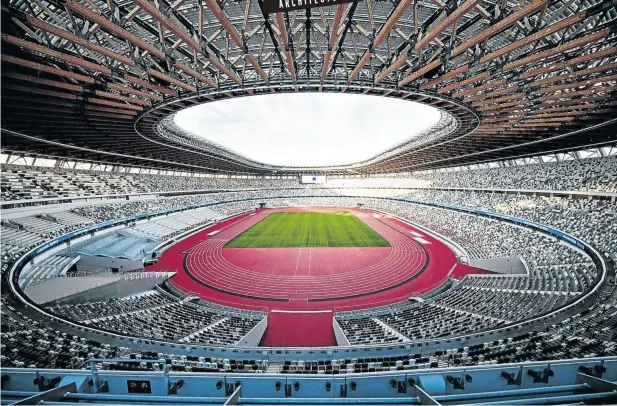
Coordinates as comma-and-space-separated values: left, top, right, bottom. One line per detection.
173, 92, 442, 167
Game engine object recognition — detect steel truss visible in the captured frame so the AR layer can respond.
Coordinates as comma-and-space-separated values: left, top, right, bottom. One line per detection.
1, 0, 616, 174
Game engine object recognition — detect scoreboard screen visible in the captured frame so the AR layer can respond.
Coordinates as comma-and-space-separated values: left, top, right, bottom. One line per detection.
301, 175, 327, 184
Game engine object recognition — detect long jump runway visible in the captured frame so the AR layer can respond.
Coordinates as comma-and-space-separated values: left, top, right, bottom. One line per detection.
148, 207, 486, 311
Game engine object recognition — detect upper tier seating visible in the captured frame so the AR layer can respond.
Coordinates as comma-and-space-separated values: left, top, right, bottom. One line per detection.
413, 156, 617, 192
129, 207, 226, 239
1, 164, 299, 200
392, 189, 617, 263
2, 155, 616, 204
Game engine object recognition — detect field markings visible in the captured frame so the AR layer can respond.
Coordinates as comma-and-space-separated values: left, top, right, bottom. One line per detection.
224, 211, 389, 248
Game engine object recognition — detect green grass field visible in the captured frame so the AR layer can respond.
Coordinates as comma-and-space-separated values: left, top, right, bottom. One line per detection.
224, 211, 390, 248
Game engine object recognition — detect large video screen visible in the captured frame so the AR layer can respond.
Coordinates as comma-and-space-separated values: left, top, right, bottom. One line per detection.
301, 175, 327, 184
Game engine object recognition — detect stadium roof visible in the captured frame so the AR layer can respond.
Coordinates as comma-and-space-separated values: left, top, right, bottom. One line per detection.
1, 0, 616, 175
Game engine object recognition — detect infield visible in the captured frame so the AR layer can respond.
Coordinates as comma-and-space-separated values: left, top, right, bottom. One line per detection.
224, 211, 390, 248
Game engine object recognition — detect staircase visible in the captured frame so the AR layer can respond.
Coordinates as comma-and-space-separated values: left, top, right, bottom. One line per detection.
266, 362, 281, 374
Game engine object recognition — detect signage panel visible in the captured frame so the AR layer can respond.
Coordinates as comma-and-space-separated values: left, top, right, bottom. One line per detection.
127, 380, 152, 394
301, 175, 327, 184
263, 0, 357, 14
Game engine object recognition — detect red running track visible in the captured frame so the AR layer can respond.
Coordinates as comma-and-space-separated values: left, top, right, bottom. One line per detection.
148, 207, 488, 311
260, 311, 336, 347
184, 209, 425, 301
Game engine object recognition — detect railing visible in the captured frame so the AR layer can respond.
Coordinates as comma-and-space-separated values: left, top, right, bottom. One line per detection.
175, 285, 269, 313
2, 357, 617, 405
20, 267, 113, 287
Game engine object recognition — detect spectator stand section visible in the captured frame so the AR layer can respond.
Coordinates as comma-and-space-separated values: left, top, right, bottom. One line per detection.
3, 194, 608, 362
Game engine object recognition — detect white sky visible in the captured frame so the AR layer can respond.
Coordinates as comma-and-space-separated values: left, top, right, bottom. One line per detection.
174, 93, 441, 167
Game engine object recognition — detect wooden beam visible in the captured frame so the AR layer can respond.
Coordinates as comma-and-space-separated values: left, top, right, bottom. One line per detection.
1, 34, 112, 74
174, 62, 218, 88
453, 78, 507, 98
464, 85, 518, 102
437, 71, 490, 94
520, 47, 617, 79
133, 0, 198, 52
106, 83, 164, 101
3, 84, 77, 99
349, 0, 414, 83
65, 0, 166, 59
503, 29, 610, 71
399, 59, 442, 87
416, 0, 479, 51
85, 105, 139, 116
538, 85, 616, 101
94, 90, 152, 106
123, 74, 178, 97
2, 71, 83, 92
1, 54, 94, 83
26, 16, 136, 66
148, 68, 197, 92
420, 64, 469, 90
348, 51, 372, 83
87, 97, 143, 110
375, 53, 407, 84
451, 0, 547, 58
203, 0, 267, 83
532, 62, 617, 87
479, 11, 587, 64
375, 0, 414, 47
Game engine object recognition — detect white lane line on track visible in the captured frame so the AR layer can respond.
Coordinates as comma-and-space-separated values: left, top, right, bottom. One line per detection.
294, 248, 302, 276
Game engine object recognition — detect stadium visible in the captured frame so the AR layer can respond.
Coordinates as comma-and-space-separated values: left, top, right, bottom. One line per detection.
1, 0, 617, 402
